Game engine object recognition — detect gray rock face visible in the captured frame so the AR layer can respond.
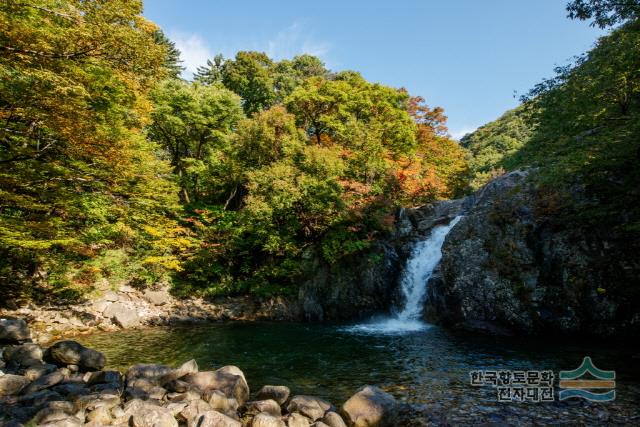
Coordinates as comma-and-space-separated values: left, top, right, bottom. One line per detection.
103, 302, 140, 328
424, 170, 640, 337
0, 318, 31, 342
45, 340, 106, 370
341, 386, 397, 427
298, 241, 401, 321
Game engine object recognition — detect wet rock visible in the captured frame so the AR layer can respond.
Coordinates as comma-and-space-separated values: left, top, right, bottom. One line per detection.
252, 412, 286, 427
323, 412, 348, 427
45, 340, 106, 371
246, 399, 282, 417
104, 302, 140, 328
257, 385, 290, 405
341, 386, 398, 427
0, 318, 31, 343
183, 365, 249, 405
287, 396, 331, 421
0, 373, 30, 395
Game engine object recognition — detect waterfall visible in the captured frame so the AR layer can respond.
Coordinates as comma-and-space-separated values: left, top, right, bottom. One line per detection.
346, 215, 462, 334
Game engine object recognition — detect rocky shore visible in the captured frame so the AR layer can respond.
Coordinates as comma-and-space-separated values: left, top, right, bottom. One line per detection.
0, 286, 301, 345
0, 318, 401, 427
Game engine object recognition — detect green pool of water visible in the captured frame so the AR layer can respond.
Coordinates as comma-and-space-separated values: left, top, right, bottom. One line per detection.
77, 321, 640, 424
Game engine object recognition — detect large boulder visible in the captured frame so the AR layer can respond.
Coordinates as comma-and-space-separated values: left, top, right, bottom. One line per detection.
183, 365, 249, 406
286, 395, 331, 421
45, 340, 106, 371
103, 302, 140, 328
256, 385, 290, 405
341, 386, 398, 427
0, 318, 31, 342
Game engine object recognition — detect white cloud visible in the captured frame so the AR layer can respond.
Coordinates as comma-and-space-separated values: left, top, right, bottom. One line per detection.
169, 31, 213, 79
450, 126, 477, 140
266, 22, 330, 62
168, 23, 331, 80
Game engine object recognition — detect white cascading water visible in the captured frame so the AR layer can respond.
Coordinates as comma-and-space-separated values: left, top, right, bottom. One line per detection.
347, 215, 462, 334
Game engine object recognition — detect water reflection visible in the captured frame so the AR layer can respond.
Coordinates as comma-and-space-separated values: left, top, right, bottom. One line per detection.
78, 322, 640, 424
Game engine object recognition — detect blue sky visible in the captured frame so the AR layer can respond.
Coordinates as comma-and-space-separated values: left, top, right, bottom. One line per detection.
143, 0, 605, 138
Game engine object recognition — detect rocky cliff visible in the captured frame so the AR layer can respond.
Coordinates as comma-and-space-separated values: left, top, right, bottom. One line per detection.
422, 170, 640, 337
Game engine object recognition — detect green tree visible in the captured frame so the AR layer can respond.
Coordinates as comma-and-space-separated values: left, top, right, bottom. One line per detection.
221, 51, 276, 115
566, 0, 640, 28
0, 0, 187, 302
148, 80, 244, 203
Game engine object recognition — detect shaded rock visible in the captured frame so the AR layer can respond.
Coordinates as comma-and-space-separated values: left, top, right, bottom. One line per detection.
85, 369, 122, 386
45, 341, 106, 370
256, 385, 290, 405
0, 318, 31, 343
0, 373, 30, 395
252, 412, 286, 427
286, 413, 311, 427
341, 386, 397, 427
323, 412, 348, 427
183, 365, 249, 405
21, 368, 67, 394
246, 399, 282, 417
286, 396, 331, 421
104, 302, 140, 328
3, 343, 43, 367
24, 364, 58, 381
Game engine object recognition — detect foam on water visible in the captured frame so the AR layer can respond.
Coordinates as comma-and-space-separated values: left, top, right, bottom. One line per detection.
346, 215, 462, 334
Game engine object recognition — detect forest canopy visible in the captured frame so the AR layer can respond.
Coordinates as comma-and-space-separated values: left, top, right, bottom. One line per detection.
0, 0, 468, 302
1, 0, 637, 304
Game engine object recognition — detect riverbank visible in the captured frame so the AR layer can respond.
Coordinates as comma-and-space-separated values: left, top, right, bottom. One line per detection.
0, 286, 300, 345
1, 319, 406, 427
